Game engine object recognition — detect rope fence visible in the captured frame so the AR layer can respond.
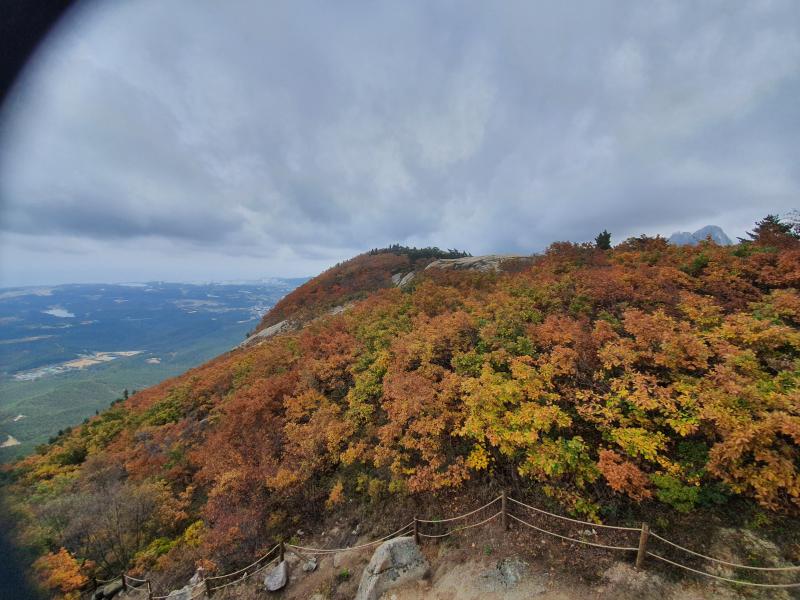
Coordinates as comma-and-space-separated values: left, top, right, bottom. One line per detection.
79, 490, 800, 597
286, 520, 414, 555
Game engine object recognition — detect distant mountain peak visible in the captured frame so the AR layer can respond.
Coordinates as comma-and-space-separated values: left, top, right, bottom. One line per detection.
668, 225, 732, 246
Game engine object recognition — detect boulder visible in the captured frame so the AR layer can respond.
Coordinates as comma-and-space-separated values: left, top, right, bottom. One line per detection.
302, 557, 318, 572
92, 579, 122, 600
354, 536, 429, 600
264, 560, 288, 592
93, 579, 123, 599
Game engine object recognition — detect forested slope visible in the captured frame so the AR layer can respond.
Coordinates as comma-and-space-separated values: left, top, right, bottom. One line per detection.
3, 219, 799, 598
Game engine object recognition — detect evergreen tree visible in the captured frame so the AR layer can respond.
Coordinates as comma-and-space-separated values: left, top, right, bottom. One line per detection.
595, 230, 612, 250
740, 214, 799, 247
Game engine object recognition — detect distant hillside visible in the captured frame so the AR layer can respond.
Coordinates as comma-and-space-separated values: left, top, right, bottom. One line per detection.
668, 225, 733, 246
3, 223, 800, 598
0, 280, 305, 460
254, 245, 470, 331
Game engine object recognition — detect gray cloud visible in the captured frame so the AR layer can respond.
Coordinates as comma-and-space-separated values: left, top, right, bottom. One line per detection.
1, 0, 799, 286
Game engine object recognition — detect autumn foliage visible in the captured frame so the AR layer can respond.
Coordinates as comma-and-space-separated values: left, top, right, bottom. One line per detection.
33, 548, 88, 597
3, 218, 800, 595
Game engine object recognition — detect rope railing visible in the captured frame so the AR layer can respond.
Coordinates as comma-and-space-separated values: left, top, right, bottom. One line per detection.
507, 512, 639, 552
418, 510, 502, 539
646, 551, 800, 589
649, 531, 800, 572
205, 544, 281, 581
507, 496, 640, 531
151, 579, 208, 600
416, 496, 500, 524
505, 494, 799, 588
82, 489, 800, 596
286, 520, 415, 554
206, 557, 278, 593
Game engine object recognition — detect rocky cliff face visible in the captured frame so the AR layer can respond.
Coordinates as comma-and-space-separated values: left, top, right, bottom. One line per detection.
668, 225, 732, 246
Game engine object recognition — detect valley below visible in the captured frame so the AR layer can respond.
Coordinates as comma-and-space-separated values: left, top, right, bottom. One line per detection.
0, 279, 306, 459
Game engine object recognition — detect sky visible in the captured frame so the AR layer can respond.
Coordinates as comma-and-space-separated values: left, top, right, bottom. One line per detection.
0, 0, 798, 287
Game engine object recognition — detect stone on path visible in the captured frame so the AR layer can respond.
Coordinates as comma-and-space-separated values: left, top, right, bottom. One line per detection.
264, 560, 288, 592
354, 536, 429, 600
302, 556, 318, 572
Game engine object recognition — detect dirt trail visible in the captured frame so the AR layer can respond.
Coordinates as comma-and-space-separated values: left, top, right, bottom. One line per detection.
215, 525, 794, 600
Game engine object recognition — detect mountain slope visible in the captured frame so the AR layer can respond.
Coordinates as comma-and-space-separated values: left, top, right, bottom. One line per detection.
253, 246, 471, 333
3, 233, 800, 597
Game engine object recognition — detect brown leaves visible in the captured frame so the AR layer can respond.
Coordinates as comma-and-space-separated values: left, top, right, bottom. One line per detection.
597, 450, 652, 501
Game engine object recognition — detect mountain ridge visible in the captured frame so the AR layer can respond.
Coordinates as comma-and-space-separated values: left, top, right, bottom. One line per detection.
3, 222, 800, 598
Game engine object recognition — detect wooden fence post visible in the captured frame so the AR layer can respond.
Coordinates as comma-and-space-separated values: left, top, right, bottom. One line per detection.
413, 516, 420, 545
205, 578, 213, 597
635, 522, 649, 570
91, 577, 97, 591
121, 575, 128, 592
279, 540, 285, 563
501, 491, 508, 531
147, 579, 153, 600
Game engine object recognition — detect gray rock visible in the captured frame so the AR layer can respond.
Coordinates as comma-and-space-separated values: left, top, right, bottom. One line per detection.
188, 566, 206, 586
355, 536, 429, 600
425, 255, 530, 273
93, 579, 123, 599
480, 557, 535, 593
238, 319, 296, 348
668, 225, 733, 246
264, 560, 288, 592
302, 557, 318, 572
391, 272, 416, 287
165, 587, 191, 600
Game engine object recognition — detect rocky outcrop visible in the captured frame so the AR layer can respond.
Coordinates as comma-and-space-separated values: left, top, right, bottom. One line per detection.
425, 255, 531, 273
355, 536, 429, 600
391, 271, 416, 287
238, 319, 296, 348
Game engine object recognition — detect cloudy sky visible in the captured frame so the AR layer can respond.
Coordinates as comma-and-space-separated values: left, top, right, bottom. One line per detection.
0, 0, 798, 287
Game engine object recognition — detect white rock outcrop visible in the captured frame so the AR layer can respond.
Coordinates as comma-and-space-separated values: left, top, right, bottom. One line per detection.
425, 255, 530, 273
